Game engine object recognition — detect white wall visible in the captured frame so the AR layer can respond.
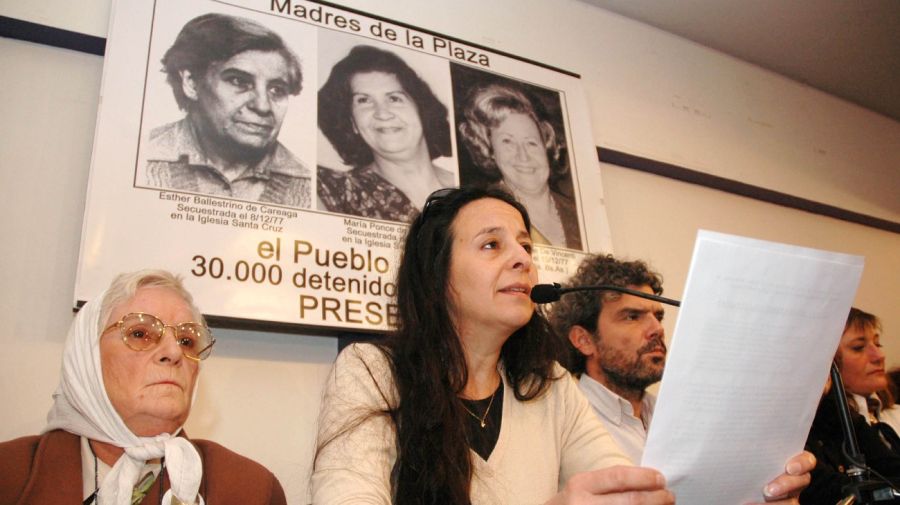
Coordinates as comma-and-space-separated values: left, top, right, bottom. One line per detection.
2, 1, 898, 503
0, 35, 338, 504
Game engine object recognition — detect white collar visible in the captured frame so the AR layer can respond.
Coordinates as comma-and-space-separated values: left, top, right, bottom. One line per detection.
578, 374, 654, 426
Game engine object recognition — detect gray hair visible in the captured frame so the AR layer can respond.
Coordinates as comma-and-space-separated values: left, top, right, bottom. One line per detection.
98, 269, 204, 333
162, 13, 302, 111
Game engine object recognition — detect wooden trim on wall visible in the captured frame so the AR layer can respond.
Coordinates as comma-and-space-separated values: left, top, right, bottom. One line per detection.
4, 16, 895, 235
0, 16, 105, 55
598, 147, 900, 234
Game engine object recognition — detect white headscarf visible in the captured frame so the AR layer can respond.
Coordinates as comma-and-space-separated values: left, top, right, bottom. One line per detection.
45, 290, 203, 505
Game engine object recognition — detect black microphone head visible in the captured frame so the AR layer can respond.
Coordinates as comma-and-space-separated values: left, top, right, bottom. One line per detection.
530, 283, 562, 303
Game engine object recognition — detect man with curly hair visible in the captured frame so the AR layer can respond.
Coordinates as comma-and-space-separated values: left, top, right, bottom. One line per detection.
548, 254, 666, 464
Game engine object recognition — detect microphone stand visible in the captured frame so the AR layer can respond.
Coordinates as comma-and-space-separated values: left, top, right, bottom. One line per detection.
531, 282, 682, 307
830, 363, 900, 504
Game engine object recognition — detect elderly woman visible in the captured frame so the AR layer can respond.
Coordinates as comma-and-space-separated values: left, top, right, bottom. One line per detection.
317, 44, 454, 222
801, 308, 900, 504
0, 270, 285, 504
145, 14, 311, 208
310, 187, 812, 504
458, 83, 582, 250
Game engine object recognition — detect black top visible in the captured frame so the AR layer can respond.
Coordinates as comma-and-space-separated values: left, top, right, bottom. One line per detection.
461, 383, 504, 461
801, 388, 900, 504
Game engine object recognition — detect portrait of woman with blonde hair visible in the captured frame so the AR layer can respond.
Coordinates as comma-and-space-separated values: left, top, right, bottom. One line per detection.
457, 77, 582, 250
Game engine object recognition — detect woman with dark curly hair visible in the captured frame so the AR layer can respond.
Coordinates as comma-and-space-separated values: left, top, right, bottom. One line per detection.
317, 45, 454, 222
310, 187, 674, 504
458, 83, 581, 250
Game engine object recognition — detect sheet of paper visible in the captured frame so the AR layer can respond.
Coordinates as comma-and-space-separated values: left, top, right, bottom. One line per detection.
641, 230, 864, 504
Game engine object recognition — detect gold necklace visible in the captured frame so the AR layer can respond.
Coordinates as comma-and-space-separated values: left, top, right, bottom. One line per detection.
461, 388, 497, 428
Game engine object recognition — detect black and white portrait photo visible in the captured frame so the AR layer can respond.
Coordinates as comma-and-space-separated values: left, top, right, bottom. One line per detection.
137, 5, 317, 208
76, 0, 613, 334
316, 31, 457, 223
452, 64, 583, 250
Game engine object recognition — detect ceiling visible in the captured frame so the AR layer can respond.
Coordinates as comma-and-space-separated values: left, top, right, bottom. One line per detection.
582, 0, 900, 122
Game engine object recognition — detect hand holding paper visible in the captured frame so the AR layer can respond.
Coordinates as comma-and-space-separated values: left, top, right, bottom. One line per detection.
641, 230, 863, 504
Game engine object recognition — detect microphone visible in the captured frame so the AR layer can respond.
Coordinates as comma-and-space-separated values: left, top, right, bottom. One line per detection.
830, 363, 900, 504
530, 283, 565, 303
530, 283, 681, 307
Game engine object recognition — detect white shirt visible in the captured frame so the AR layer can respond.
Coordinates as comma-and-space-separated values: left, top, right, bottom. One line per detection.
852, 393, 877, 424
310, 343, 631, 504
853, 392, 900, 433
880, 405, 900, 435
578, 374, 656, 464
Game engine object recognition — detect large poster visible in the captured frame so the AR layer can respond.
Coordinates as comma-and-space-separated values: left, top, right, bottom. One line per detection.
75, 0, 613, 331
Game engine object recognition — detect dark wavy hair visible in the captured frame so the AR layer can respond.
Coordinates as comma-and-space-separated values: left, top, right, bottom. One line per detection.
317, 187, 565, 503
161, 13, 302, 111
318, 45, 452, 168
548, 254, 663, 375
458, 83, 567, 187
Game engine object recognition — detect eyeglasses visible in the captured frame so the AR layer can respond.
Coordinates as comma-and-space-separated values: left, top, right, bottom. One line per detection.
103, 313, 216, 361
421, 187, 457, 218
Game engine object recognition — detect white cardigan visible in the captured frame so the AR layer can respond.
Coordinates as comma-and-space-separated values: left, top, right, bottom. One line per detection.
310, 343, 631, 504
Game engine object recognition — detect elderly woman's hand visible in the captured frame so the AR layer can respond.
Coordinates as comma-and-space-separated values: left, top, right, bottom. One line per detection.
746, 451, 815, 504
547, 466, 675, 505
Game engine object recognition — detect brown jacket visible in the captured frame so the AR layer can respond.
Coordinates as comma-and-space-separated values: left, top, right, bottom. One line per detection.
0, 430, 286, 504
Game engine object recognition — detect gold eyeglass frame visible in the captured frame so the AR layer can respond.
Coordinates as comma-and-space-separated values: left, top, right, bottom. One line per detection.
102, 312, 216, 361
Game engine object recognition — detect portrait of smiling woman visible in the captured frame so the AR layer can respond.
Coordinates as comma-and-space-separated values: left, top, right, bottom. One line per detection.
317, 43, 455, 222
0, 270, 285, 504
453, 64, 583, 250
